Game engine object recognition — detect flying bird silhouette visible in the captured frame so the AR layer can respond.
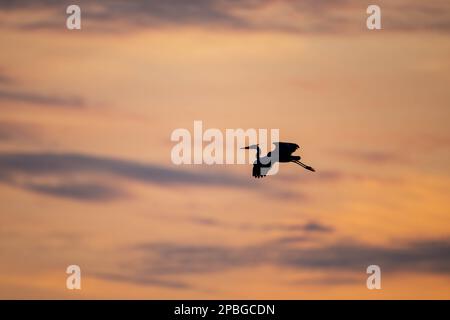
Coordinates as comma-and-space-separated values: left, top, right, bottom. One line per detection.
242, 142, 315, 178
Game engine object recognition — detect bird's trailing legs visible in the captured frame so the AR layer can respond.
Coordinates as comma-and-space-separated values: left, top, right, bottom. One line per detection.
293, 160, 315, 172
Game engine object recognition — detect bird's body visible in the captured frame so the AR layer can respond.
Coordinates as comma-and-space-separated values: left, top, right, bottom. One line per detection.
243, 142, 315, 178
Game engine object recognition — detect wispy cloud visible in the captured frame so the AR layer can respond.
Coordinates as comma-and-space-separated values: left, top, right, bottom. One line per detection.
98, 237, 450, 289
0, 70, 14, 85
335, 149, 406, 165
0, 121, 38, 142
93, 273, 191, 290
2, 0, 449, 34
0, 89, 84, 108
2, 149, 398, 201
0, 152, 278, 201
189, 216, 334, 234
24, 181, 126, 201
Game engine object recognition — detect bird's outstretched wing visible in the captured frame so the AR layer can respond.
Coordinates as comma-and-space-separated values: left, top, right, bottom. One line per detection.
274, 142, 299, 155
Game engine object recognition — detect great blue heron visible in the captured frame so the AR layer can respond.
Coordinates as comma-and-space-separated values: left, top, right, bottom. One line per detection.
242, 142, 315, 178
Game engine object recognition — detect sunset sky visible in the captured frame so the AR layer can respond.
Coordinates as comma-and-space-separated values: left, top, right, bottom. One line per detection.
0, 0, 449, 299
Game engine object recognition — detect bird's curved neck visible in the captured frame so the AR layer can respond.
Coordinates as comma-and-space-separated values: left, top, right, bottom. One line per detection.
256, 146, 261, 163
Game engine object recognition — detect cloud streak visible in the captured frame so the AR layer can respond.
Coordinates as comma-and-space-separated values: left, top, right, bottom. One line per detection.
98, 237, 450, 289
189, 216, 334, 234
0, 121, 37, 142
335, 149, 407, 165
25, 181, 126, 201
0, 72, 13, 85
0, 151, 269, 200
2, 0, 449, 34
0, 89, 84, 108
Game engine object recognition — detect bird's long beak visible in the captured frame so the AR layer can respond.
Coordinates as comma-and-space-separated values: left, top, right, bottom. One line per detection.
241, 146, 250, 149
